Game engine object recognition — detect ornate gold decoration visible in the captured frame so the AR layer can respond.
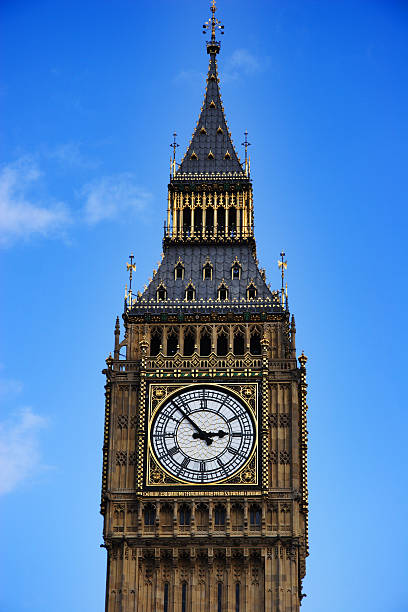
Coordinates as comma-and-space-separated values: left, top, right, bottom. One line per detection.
145, 382, 259, 487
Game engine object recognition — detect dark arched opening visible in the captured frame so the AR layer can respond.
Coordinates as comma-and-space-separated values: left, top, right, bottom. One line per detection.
233, 330, 245, 355
167, 329, 178, 356
217, 332, 228, 356
200, 329, 212, 356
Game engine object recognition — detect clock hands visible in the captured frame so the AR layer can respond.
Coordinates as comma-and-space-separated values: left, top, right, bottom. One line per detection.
204, 430, 228, 439
173, 403, 213, 446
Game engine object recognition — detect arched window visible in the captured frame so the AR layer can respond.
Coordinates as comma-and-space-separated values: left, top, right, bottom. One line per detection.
194, 207, 203, 235
229, 206, 237, 233
233, 328, 245, 355
196, 503, 209, 531
214, 505, 226, 527
217, 206, 225, 234
231, 503, 244, 531
157, 284, 167, 301
183, 207, 191, 233
175, 261, 184, 280
247, 283, 257, 300
231, 261, 241, 280
144, 504, 155, 526
250, 328, 262, 355
218, 283, 228, 301
185, 283, 196, 301
183, 328, 195, 355
160, 503, 173, 533
150, 327, 162, 356
203, 260, 213, 280
205, 207, 214, 234
164, 583, 169, 612
200, 327, 212, 356
179, 504, 191, 526
249, 504, 261, 529
217, 583, 223, 612
167, 328, 178, 356
182, 583, 187, 612
217, 330, 228, 356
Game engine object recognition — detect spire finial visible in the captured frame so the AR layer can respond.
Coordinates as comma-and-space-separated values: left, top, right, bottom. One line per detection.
242, 130, 251, 176
126, 253, 136, 308
203, 0, 224, 54
278, 251, 287, 308
170, 132, 179, 177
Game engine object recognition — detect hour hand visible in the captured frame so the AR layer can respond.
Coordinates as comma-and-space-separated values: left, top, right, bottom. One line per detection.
207, 430, 227, 439
192, 431, 213, 445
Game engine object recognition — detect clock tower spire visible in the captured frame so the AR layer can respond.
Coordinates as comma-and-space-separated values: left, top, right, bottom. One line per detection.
101, 3, 309, 611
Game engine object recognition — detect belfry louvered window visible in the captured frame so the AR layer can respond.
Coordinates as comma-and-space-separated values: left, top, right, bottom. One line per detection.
218, 283, 228, 301
185, 284, 196, 301
175, 262, 184, 280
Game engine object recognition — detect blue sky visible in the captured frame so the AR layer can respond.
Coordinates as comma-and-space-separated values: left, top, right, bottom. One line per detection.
1, 1, 407, 610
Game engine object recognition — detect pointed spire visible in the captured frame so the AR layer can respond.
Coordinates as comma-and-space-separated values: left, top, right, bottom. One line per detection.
177, 2, 243, 177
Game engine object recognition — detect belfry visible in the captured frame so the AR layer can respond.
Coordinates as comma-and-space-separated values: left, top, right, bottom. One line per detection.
101, 3, 309, 610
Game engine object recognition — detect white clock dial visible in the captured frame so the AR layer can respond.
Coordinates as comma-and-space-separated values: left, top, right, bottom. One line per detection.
150, 386, 255, 484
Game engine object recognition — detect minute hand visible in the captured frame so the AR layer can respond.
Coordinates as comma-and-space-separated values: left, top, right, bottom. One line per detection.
173, 404, 213, 445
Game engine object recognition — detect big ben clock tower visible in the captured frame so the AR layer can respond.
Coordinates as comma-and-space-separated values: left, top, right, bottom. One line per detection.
101, 3, 309, 611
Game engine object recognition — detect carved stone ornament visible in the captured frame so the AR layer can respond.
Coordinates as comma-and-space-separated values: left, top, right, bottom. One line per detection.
117, 414, 129, 429
116, 450, 127, 466
268, 414, 278, 427
269, 450, 278, 464
280, 450, 290, 465
279, 413, 291, 427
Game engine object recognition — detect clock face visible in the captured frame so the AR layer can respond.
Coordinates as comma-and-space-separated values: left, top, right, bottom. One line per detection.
150, 386, 255, 484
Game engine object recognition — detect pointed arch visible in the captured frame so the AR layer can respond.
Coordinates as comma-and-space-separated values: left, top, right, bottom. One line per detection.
233, 326, 245, 355
202, 258, 213, 280
250, 325, 262, 355
200, 326, 212, 356
218, 281, 229, 301
247, 281, 257, 300
185, 281, 196, 301
216, 327, 229, 356
150, 327, 162, 356
174, 259, 184, 280
231, 257, 242, 280
156, 282, 167, 301
166, 327, 178, 356
183, 327, 196, 356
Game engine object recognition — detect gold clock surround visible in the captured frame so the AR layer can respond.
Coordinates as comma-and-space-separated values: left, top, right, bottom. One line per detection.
145, 382, 259, 488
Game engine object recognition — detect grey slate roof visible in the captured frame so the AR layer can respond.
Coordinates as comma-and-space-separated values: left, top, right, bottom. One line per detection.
132, 244, 282, 314
177, 52, 244, 176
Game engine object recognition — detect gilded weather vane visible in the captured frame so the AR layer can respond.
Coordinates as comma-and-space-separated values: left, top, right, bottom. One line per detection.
170, 132, 179, 177
202, 0, 224, 45
242, 130, 251, 176
278, 251, 287, 308
126, 253, 136, 308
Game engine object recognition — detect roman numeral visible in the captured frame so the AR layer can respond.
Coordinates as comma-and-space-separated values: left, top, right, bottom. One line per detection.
200, 461, 206, 472
200, 398, 207, 410
167, 447, 178, 457
216, 458, 228, 475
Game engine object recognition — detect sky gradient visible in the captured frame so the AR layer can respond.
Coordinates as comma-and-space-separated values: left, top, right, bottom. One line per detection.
1, 1, 408, 611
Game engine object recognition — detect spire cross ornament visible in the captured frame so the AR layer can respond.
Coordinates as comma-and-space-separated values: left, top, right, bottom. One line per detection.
242, 130, 251, 175
126, 253, 136, 307
170, 132, 179, 176
278, 251, 287, 306
203, 0, 224, 50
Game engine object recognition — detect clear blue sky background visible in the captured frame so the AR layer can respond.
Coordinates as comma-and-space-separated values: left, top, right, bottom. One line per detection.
1, 1, 407, 611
